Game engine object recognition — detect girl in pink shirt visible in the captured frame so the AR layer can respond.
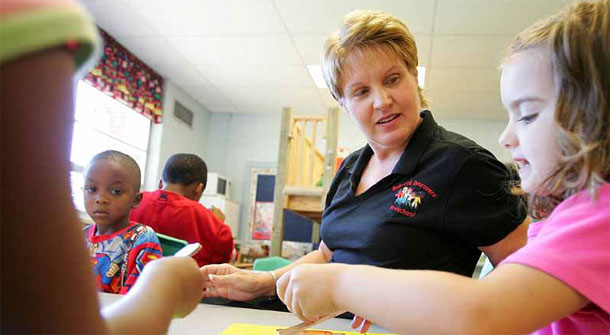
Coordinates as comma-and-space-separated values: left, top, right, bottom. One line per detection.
275, 1, 610, 334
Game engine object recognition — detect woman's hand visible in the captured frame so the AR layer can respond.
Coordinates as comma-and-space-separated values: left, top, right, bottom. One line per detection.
276, 263, 346, 323
200, 263, 276, 301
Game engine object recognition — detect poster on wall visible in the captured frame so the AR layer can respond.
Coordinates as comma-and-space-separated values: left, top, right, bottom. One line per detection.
252, 201, 273, 240
247, 167, 276, 241
245, 167, 316, 259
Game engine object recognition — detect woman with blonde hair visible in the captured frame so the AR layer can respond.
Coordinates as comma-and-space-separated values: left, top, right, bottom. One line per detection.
202, 8, 529, 327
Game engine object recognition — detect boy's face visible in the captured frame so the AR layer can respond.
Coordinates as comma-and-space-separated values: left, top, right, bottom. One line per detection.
83, 159, 141, 234
499, 48, 562, 194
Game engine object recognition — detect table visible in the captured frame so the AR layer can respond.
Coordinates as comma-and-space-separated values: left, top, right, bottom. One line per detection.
99, 293, 391, 334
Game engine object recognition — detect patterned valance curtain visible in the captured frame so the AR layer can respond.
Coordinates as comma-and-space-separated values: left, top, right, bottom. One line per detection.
84, 29, 164, 123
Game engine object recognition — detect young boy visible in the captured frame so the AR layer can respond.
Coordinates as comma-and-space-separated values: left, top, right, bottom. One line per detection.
83, 150, 163, 294
130, 153, 234, 267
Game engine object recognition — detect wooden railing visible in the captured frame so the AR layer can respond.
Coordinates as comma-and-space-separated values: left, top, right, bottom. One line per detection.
286, 116, 325, 188
270, 107, 339, 256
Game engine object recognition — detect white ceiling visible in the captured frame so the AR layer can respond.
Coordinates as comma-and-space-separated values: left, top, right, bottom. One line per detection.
80, 0, 570, 120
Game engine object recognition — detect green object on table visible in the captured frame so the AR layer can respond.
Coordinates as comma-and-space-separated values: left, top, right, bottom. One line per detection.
156, 233, 188, 257
253, 256, 292, 271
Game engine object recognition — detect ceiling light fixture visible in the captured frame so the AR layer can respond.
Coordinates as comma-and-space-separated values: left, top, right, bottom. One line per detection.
307, 65, 327, 88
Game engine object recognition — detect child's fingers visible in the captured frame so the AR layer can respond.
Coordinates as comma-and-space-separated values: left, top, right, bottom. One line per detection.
359, 319, 371, 333
350, 315, 372, 333
350, 315, 364, 329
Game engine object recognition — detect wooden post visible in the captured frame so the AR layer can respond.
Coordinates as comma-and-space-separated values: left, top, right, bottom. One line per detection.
321, 107, 339, 207
310, 120, 318, 186
297, 121, 305, 186
311, 221, 321, 244
271, 107, 292, 257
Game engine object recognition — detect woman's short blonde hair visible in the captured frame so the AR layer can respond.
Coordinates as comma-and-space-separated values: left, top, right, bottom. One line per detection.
322, 10, 427, 107
503, 0, 610, 219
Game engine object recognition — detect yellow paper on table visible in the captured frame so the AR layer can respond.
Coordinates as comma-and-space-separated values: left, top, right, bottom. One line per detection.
221, 323, 396, 335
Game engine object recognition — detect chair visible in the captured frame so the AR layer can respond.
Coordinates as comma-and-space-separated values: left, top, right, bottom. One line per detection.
253, 256, 292, 271
156, 233, 188, 257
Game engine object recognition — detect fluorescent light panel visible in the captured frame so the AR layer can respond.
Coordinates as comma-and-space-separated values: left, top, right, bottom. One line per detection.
307, 64, 426, 89
307, 65, 327, 88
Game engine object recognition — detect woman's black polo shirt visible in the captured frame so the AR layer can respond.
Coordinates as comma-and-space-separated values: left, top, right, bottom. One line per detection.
321, 110, 526, 276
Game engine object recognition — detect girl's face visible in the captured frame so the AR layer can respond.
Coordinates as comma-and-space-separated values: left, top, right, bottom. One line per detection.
339, 48, 422, 153
499, 49, 562, 194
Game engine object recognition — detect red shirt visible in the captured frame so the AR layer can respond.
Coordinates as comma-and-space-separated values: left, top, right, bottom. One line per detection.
130, 190, 234, 266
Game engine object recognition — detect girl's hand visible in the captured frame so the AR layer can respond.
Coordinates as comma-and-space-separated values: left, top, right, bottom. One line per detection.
276, 263, 346, 323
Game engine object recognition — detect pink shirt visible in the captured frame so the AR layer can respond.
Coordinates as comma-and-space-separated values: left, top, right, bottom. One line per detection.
502, 184, 610, 334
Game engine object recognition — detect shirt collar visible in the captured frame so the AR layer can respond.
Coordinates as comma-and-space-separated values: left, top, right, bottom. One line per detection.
347, 110, 438, 178
88, 221, 137, 242
392, 110, 438, 176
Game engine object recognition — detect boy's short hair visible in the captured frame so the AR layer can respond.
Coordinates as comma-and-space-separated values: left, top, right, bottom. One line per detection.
162, 153, 208, 188
322, 9, 428, 107
87, 150, 141, 191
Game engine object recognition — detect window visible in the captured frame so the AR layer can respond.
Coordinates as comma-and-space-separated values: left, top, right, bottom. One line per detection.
70, 81, 151, 213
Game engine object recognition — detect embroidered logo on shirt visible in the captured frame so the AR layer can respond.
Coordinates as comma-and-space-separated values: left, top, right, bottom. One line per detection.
390, 180, 437, 217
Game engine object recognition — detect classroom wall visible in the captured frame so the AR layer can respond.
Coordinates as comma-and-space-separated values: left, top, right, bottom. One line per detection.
207, 113, 281, 241
143, 81, 213, 190
205, 113, 232, 174
435, 116, 511, 162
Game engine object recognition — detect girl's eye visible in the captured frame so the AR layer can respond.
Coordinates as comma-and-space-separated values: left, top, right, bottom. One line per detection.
84, 186, 96, 193
111, 189, 123, 196
517, 113, 538, 124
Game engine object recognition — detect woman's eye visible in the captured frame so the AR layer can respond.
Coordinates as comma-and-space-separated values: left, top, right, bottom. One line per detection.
517, 113, 538, 124
386, 75, 400, 85
354, 88, 368, 97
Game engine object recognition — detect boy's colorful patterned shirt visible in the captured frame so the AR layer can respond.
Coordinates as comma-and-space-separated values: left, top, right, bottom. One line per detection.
85, 222, 163, 294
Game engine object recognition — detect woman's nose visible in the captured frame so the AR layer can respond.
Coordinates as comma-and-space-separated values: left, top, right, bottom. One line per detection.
373, 88, 392, 109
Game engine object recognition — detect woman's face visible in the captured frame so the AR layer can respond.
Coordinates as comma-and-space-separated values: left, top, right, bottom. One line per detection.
499, 48, 562, 194
340, 48, 422, 153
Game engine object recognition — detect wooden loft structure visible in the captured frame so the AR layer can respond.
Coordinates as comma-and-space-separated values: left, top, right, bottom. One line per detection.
270, 107, 339, 256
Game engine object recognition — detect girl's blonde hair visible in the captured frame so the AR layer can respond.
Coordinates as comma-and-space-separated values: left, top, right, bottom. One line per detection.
322, 10, 428, 107
504, 0, 610, 219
